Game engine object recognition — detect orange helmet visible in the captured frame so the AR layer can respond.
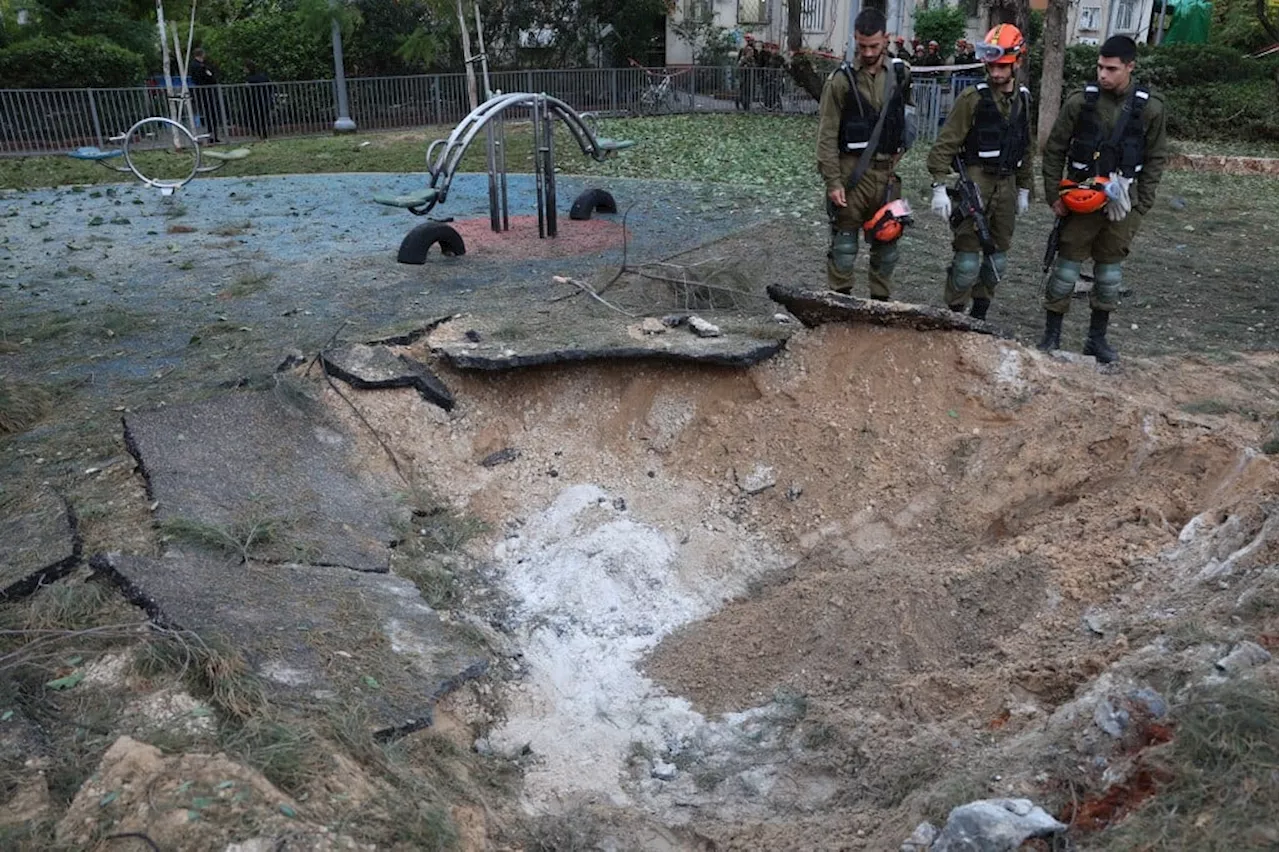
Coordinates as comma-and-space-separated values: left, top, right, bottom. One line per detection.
864, 198, 913, 243
1058, 177, 1110, 214
976, 24, 1026, 65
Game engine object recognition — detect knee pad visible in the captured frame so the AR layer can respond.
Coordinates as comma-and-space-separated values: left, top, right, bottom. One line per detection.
949, 251, 981, 293
1093, 262, 1124, 304
980, 251, 1007, 284
1045, 258, 1082, 302
830, 230, 859, 274
870, 238, 900, 274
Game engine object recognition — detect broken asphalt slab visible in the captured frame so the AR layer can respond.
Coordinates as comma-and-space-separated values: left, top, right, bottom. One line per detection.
321, 343, 455, 411
91, 552, 486, 735
767, 284, 1011, 336
0, 486, 81, 601
123, 389, 402, 572
424, 313, 786, 370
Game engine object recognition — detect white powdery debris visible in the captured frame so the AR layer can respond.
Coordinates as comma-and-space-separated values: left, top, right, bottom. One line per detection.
488, 484, 738, 807
995, 345, 1023, 387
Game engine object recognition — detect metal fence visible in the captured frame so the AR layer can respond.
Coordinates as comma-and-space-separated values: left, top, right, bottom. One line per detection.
0, 67, 967, 157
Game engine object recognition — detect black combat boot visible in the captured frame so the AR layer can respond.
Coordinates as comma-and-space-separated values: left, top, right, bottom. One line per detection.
1037, 310, 1063, 352
1082, 308, 1118, 363
969, 298, 991, 320
948, 303, 966, 313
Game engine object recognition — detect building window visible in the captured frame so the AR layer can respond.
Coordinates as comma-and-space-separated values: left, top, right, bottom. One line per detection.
1078, 6, 1101, 31
801, 0, 827, 32
686, 0, 714, 23
739, 0, 769, 24
1113, 0, 1138, 31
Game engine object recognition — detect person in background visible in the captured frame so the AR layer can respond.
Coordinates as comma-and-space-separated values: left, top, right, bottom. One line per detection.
244, 61, 275, 139
190, 47, 221, 143
737, 37, 757, 111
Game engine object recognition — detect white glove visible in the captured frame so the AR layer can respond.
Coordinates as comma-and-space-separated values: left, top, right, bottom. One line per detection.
931, 184, 951, 220
1016, 188, 1030, 215
1105, 172, 1133, 222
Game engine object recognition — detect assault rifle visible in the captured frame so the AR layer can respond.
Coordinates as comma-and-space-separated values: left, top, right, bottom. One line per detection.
1043, 216, 1065, 276
948, 155, 999, 284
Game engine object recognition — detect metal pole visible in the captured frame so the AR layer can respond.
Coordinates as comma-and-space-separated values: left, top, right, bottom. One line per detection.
532, 95, 545, 238
331, 11, 356, 132
1154, 0, 1168, 44
543, 96, 557, 238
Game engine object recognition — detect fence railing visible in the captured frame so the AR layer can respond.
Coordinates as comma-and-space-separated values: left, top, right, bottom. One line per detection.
0, 67, 969, 157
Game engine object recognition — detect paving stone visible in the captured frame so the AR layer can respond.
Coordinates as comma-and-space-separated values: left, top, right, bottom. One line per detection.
767, 284, 1010, 337
321, 343, 454, 411
0, 486, 80, 601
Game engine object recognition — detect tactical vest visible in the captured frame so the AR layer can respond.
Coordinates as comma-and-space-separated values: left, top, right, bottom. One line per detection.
1067, 83, 1150, 179
962, 83, 1031, 177
837, 58, 907, 156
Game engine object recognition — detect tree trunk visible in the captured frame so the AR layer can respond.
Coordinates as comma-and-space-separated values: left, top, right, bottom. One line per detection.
1258, 0, 1279, 42
1036, 0, 1070, 152
784, 0, 825, 102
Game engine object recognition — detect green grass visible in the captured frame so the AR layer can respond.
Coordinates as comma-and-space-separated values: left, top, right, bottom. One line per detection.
0, 114, 820, 194
1087, 678, 1279, 851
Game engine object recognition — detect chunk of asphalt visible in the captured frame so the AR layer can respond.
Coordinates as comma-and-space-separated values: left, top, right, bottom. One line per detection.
91, 552, 487, 737
766, 284, 1012, 337
0, 486, 81, 601
479, 447, 520, 468
123, 390, 400, 573
321, 343, 454, 411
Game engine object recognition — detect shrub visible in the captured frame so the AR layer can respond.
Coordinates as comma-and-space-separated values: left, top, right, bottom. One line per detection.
1164, 79, 1279, 141
914, 5, 968, 56
0, 35, 146, 87
198, 11, 332, 83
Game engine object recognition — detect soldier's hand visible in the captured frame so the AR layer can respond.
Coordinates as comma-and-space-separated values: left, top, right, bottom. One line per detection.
1016, 188, 1030, 216
827, 187, 847, 208
930, 184, 951, 220
1050, 198, 1069, 218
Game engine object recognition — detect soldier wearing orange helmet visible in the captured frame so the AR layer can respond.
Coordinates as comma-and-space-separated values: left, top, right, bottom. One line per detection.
1039, 35, 1168, 363
925, 23, 1032, 319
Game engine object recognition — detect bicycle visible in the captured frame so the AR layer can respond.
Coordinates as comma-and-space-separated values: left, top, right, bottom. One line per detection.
627, 59, 690, 116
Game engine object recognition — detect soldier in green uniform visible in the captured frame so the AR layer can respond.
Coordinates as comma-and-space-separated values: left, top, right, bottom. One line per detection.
926, 24, 1033, 319
1039, 35, 1168, 363
816, 8, 913, 299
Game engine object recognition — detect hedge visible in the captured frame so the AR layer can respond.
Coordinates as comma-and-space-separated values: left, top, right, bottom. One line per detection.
0, 35, 146, 88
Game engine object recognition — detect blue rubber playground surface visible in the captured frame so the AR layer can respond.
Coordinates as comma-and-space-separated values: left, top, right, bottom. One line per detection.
0, 171, 764, 407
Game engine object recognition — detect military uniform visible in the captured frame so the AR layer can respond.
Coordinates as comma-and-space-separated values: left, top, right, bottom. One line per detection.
1040, 80, 1168, 359
816, 56, 913, 298
927, 80, 1033, 310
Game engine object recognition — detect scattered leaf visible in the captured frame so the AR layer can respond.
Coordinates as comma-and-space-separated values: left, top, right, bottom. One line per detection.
362, 675, 381, 690
1, 710, 13, 721
99, 790, 119, 807
45, 672, 85, 691
279, 804, 297, 818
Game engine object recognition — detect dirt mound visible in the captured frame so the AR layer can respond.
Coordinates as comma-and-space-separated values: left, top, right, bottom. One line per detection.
300, 321, 1278, 848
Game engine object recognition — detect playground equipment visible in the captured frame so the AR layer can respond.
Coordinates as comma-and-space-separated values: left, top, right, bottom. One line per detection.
67, 116, 250, 195
373, 93, 635, 264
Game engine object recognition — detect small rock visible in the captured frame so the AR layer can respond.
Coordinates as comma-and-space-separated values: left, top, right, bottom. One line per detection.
773, 313, 796, 324
899, 821, 938, 851
687, 316, 722, 338
651, 760, 677, 781
479, 447, 520, 468
1127, 687, 1168, 719
1082, 608, 1110, 636
739, 464, 776, 495
1093, 697, 1130, 738
1215, 640, 1272, 673
640, 317, 666, 335
464, 329, 481, 342
932, 798, 1066, 852
660, 314, 687, 328
612, 497, 627, 511
1168, 196, 1187, 210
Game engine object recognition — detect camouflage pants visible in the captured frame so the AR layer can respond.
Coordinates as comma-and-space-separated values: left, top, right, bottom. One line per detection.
945, 169, 1018, 306
827, 156, 898, 300
1043, 209, 1145, 313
